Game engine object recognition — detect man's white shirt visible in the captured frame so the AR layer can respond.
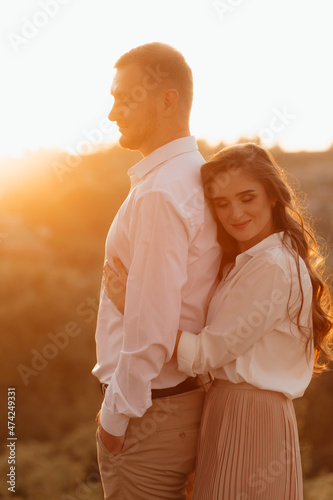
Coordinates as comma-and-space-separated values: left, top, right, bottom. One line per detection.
93, 136, 222, 435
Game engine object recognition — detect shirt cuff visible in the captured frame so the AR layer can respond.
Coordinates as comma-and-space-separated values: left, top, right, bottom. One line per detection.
100, 399, 130, 436
177, 330, 198, 377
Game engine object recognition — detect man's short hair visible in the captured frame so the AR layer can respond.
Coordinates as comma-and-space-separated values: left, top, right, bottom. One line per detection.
115, 42, 193, 119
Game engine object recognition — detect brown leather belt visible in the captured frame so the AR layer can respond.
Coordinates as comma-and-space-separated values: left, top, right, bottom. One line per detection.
100, 373, 213, 399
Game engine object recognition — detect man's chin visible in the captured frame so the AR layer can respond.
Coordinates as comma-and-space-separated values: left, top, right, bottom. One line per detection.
119, 134, 140, 151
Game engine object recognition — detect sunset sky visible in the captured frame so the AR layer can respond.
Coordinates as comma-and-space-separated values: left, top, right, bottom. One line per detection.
1, 0, 332, 159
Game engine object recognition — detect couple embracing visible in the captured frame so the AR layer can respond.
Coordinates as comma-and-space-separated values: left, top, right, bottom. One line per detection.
93, 42, 333, 500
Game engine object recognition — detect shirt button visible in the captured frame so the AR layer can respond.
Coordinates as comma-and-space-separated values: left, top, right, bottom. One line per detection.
179, 432, 186, 439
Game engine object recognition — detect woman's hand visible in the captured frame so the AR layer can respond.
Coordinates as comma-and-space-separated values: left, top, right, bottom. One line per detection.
103, 257, 128, 315
172, 329, 183, 358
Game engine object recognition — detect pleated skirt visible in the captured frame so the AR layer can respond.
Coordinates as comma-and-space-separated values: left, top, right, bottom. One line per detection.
192, 380, 303, 500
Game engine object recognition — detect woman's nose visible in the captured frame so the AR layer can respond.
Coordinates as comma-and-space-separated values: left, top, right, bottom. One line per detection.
230, 203, 244, 220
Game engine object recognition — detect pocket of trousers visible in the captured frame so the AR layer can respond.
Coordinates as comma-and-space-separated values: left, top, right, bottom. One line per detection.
96, 428, 125, 460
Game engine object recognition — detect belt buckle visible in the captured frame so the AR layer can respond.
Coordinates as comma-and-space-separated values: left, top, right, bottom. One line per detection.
197, 372, 214, 392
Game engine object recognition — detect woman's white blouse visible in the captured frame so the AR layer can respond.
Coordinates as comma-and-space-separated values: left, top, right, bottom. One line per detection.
177, 232, 314, 399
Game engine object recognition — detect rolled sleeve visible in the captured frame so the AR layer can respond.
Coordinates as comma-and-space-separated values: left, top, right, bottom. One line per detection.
177, 330, 198, 377
100, 403, 129, 436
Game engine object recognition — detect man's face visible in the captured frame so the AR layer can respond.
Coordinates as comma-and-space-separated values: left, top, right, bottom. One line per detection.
109, 63, 163, 154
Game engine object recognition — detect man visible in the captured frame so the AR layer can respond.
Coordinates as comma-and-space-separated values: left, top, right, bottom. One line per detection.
93, 42, 221, 499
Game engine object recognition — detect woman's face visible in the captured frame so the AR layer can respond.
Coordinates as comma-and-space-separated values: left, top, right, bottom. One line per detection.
210, 168, 275, 252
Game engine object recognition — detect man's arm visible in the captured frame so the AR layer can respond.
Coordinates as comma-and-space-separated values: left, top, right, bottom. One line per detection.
100, 190, 191, 439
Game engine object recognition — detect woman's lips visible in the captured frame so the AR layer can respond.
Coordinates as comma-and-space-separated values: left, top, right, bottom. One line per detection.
231, 220, 251, 230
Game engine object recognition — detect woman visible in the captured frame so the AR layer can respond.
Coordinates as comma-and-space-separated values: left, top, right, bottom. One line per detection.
104, 143, 333, 499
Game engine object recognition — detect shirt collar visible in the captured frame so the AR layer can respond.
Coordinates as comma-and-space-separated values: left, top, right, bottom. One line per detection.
128, 136, 199, 182
235, 232, 285, 266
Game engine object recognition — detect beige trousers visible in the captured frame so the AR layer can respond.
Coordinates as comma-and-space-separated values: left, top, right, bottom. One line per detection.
97, 387, 206, 500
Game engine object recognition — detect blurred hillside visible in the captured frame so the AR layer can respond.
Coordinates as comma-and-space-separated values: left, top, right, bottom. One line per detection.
0, 141, 333, 498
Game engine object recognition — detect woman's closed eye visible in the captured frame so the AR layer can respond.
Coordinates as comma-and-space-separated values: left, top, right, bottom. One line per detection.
213, 195, 256, 208
214, 201, 229, 208
241, 196, 255, 203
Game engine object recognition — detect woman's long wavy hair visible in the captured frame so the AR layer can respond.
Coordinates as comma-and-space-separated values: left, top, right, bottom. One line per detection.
201, 142, 333, 374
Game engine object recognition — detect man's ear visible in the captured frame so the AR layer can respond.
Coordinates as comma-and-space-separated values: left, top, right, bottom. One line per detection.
163, 89, 179, 116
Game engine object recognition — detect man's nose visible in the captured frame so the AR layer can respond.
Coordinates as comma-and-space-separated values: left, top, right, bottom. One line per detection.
109, 101, 130, 122
108, 104, 117, 122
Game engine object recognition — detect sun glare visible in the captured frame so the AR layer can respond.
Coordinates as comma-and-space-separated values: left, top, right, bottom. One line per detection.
1, 0, 332, 163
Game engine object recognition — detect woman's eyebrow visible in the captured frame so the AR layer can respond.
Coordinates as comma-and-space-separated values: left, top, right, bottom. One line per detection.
236, 189, 256, 196
213, 189, 256, 201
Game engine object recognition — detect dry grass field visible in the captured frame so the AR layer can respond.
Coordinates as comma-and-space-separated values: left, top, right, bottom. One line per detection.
1, 142, 333, 499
